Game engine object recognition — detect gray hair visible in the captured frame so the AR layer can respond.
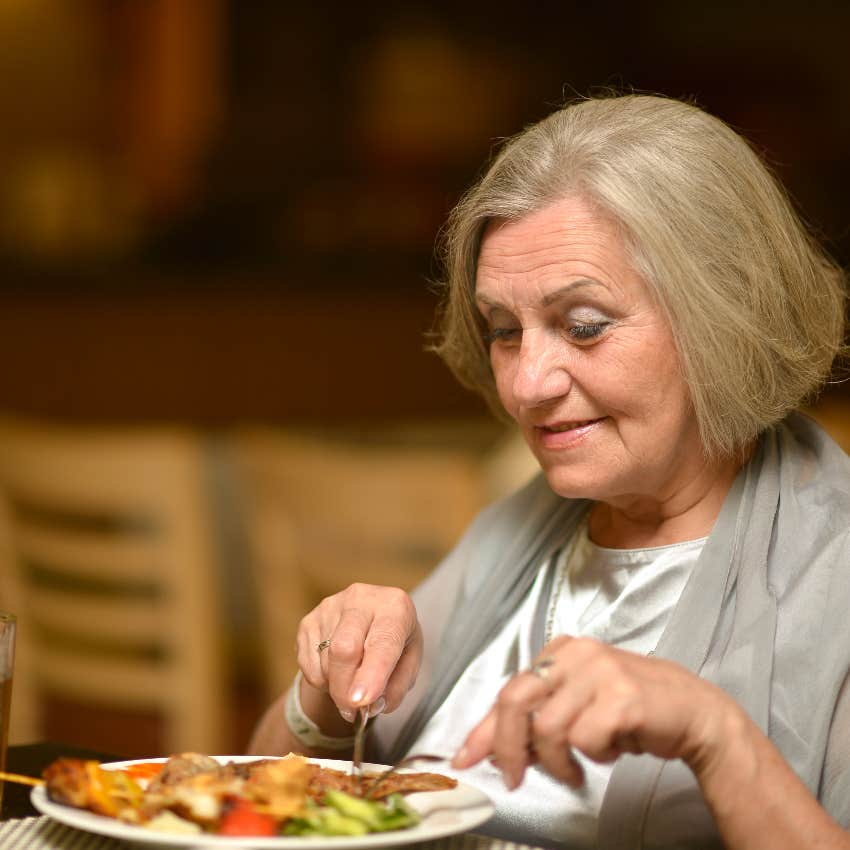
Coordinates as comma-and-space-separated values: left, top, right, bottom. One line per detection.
432, 94, 847, 458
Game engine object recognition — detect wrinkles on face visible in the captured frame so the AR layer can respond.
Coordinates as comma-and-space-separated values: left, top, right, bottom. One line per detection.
474, 196, 732, 537
479, 215, 621, 281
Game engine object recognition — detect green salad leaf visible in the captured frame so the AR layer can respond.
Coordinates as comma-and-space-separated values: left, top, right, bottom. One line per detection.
283, 791, 421, 836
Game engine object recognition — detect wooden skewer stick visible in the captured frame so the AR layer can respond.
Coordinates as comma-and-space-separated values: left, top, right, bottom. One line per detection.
0, 770, 45, 787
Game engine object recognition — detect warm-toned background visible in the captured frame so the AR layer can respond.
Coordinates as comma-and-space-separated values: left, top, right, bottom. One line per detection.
0, 1, 848, 759
1, 2, 849, 425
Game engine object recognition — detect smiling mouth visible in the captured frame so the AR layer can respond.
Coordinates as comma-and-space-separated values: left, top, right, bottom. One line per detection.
539, 418, 603, 433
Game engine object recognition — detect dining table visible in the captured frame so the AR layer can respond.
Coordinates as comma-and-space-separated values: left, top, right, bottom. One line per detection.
0, 743, 548, 850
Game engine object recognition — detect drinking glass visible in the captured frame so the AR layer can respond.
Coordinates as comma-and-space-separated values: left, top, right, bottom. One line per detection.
0, 611, 16, 811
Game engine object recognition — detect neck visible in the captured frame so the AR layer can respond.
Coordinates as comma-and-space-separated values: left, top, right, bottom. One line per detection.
588, 446, 751, 549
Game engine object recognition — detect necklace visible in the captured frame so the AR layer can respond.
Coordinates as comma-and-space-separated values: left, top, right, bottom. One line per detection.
544, 516, 589, 645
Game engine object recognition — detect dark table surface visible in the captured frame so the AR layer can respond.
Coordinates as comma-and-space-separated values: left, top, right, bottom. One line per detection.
1, 743, 122, 821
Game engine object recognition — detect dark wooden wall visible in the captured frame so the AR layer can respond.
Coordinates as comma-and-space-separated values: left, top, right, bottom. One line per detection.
0, 282, 485, 424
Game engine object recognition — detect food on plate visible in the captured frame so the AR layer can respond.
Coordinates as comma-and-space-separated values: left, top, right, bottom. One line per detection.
42, 752, 457, 837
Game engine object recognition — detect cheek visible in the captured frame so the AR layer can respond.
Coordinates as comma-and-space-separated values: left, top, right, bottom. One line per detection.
609, 330, 683, 402
595, 340, 692, 437
490, 352, 518, 414
614, 368, 694, 447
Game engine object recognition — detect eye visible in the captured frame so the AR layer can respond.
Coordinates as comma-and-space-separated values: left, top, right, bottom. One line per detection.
567, 321, 610, 342
484, 326, 521, 345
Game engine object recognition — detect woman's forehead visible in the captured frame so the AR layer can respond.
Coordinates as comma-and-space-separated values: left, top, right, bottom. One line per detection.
475, 198, 636, 299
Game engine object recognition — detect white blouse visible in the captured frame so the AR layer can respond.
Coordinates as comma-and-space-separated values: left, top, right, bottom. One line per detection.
407, 521, 706, 850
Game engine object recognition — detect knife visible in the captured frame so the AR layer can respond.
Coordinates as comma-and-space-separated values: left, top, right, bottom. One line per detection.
351, 706, 368, 776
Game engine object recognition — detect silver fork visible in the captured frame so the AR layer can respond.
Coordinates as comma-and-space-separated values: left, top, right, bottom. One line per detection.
350, 707, 369, 776
363, 753, 447, 798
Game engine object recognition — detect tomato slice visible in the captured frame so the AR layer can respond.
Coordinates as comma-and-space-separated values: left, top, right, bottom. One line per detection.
123, 762, 165, 782
218, 797, 277, 836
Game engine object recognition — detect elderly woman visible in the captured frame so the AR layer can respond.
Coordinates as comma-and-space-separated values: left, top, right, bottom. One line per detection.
250, 95, 850, 849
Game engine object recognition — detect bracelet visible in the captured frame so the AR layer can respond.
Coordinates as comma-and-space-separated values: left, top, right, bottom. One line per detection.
285, 671, 356, 750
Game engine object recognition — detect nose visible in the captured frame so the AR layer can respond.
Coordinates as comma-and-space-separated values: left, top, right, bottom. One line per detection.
512, 328, 572, 408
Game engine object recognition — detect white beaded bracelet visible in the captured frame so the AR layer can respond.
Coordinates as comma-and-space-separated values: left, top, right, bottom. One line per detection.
285, 671, 356, 750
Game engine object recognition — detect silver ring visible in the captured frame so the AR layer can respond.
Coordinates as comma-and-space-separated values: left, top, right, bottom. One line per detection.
316, 639, 332, 653
531, 657, 555, 681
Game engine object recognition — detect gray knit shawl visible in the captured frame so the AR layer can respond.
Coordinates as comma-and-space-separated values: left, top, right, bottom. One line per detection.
375, 413, 850, 846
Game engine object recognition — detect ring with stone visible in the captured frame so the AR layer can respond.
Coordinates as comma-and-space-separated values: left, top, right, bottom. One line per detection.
316, 638, 332, 653
531, 657, 555, 681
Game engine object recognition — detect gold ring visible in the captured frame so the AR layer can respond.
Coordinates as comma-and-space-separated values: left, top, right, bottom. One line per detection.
531, 657, 555, 681
316, 639, 331, 653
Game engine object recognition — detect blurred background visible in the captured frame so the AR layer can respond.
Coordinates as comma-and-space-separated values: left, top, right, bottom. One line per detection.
0, 0, 848, 759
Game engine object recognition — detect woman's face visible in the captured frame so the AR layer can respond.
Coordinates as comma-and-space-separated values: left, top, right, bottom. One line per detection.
475, 195, 705, 511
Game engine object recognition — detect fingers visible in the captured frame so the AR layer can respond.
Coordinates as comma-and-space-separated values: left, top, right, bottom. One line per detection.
557, 682, 644, 762
382, 621, 423, 713
316, 605, 372, 719
296, 611, 333, 690
452, 663, 561, 787
452, 705, 497, 771
528, 661, 595, 785
454, 637, 717, 792
352, 589, 419, 706
452, 676, 584, 789
295, 584, 421, 719
490, 670, 548, 788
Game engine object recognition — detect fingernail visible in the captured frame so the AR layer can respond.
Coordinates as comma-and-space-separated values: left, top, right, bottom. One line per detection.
350, 686, 365, 703
503, 769, 518, 790
367, 696, 386, 718
339, 707, 355, 723
451, 746, 468, 768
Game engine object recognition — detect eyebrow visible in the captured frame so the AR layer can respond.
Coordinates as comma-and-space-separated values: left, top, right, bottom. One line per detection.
541, 278, 600, 306
475, 278, 601, 308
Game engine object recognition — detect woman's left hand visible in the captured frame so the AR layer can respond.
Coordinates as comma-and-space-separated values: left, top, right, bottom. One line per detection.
452, 635, 744, 790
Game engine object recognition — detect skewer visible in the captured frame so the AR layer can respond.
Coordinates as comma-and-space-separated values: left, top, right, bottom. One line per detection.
0, 770, 45, 787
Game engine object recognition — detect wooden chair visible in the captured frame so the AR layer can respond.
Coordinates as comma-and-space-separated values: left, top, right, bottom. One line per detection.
0, 418, 227, 754
229, 423, 501, 700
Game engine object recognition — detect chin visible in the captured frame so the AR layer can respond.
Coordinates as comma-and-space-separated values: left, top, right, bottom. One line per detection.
540, 465, 607, 501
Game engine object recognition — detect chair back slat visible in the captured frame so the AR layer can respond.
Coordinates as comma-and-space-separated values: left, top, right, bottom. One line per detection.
0, 418, 227, 755
26, 586, 166, 644
13, 524, 163, 582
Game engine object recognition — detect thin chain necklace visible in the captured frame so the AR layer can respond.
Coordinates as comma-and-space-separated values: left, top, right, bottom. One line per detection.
544, 516, 589, 645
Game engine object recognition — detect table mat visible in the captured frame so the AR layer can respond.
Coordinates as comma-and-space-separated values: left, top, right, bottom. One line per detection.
0, 817, 539, 850
0, 817, 117, 849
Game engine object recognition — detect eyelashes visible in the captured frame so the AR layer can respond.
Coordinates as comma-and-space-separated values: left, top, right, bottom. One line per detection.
483, 321, 612, 346
483, 327, 520, 344
568, 321, 610, 340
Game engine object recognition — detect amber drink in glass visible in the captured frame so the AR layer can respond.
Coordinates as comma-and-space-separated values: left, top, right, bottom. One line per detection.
0, 612, 16, 811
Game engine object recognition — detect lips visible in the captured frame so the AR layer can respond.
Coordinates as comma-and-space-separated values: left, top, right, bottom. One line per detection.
538, 418, 602, 433
533, 417, 605, 448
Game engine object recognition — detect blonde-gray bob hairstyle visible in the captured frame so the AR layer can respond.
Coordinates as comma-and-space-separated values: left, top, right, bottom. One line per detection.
433, 94, 847, 458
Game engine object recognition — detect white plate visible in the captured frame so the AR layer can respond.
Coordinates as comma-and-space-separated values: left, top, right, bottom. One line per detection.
31, 756, 494, 849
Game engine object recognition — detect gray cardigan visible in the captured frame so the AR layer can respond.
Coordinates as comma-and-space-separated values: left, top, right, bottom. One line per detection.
373, 413, 850, 847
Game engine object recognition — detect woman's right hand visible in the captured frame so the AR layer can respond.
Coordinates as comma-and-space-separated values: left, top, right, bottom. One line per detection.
296, 583, 423, 723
